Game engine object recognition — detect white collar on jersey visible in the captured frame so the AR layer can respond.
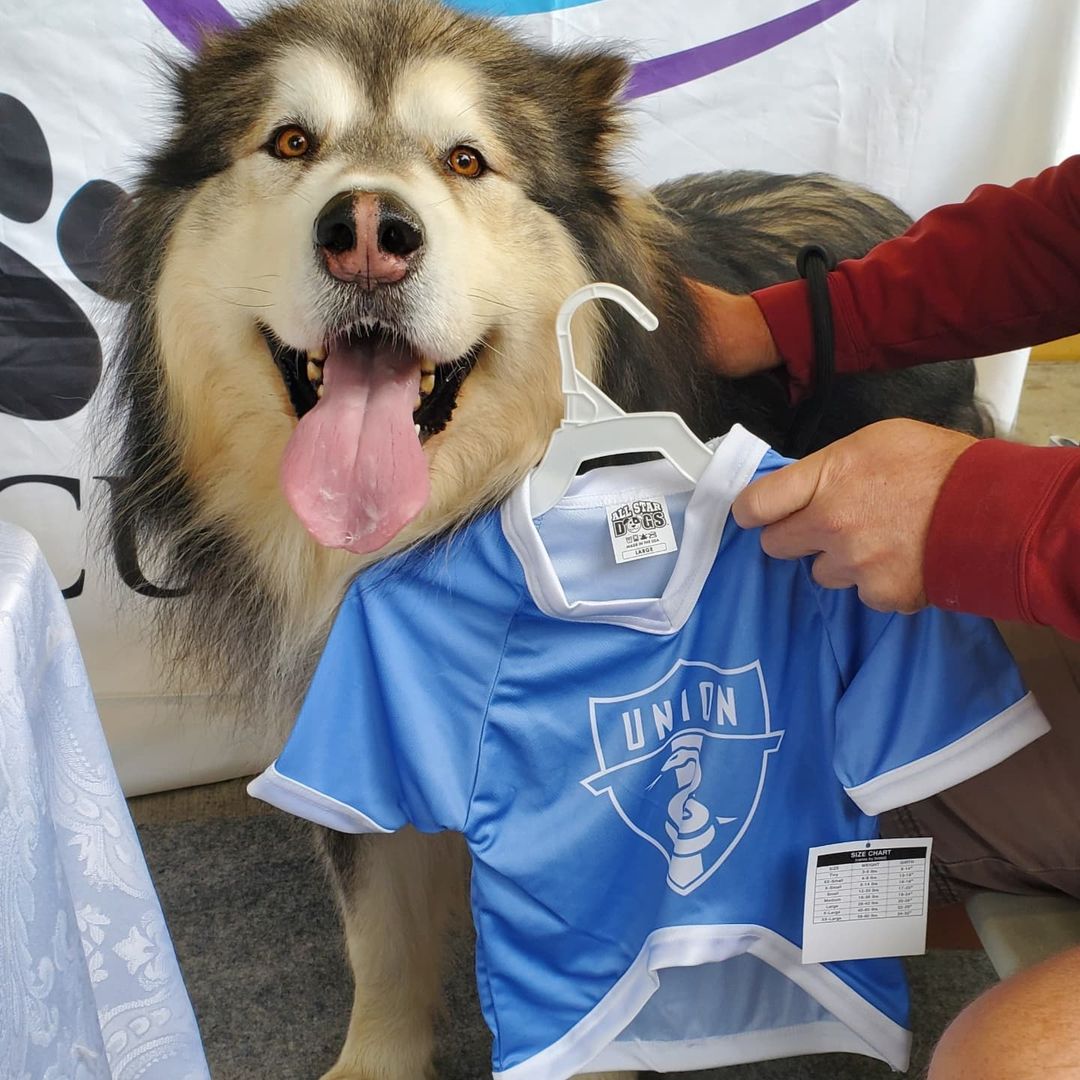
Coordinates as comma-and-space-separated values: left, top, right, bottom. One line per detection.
501, 424, 770, 635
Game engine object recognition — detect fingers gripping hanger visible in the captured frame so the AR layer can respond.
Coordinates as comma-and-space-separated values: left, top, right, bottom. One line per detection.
528, 283, 714, 516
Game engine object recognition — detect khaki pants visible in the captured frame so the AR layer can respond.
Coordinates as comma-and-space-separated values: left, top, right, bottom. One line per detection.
881, 624, 1080, 904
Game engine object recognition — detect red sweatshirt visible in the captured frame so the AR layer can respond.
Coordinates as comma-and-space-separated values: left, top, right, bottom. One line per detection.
751, 157, 1080, 638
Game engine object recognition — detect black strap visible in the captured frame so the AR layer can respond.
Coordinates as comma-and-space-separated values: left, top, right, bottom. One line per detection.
783, 243, 837, 458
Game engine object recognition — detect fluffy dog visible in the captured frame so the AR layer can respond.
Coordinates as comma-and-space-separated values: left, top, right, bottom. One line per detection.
104, 1, 986, 1076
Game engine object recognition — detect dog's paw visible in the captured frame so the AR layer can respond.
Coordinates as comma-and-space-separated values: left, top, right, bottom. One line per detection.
0, 92, 127, 421
319, 1068, 435, 1080
319, 1046, 436, 1080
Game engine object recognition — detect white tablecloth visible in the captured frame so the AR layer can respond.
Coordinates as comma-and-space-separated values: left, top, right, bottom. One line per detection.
0, 522, 209, 1080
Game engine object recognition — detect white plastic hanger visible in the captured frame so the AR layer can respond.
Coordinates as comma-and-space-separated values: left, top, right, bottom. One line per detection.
529, 283, 714, 516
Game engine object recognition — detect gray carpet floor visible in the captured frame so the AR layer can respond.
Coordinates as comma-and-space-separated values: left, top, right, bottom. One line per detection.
137, 812, 997, 1080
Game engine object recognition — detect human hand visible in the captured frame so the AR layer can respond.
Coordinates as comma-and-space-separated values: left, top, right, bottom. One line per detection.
685, 279, 782, 377
732, 419, 978, 613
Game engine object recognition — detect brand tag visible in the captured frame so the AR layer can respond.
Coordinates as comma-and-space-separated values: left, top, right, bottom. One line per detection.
607, 495, 679, 563
801, 839, 933, 964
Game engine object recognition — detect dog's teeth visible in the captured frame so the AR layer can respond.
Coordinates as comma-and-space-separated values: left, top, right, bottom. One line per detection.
420, 359, 436, 375
307, 360, 322, 382
414, 396, 421, 410
308, 346, 326, 361
419, 372, 435, 395
316, 384, 325, 399
414, 423, 421, 437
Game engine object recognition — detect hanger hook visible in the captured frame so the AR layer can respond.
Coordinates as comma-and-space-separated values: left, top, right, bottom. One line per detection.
556, 284, 659, 401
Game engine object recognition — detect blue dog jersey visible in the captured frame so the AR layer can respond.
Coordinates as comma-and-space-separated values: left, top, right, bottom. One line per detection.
250, 425, 1047, 1078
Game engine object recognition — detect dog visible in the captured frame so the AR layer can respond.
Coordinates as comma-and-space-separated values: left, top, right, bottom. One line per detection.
103, 1, 987, 1076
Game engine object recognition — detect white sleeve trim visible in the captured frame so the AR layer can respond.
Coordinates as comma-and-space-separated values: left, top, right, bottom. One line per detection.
247, 763, 394, 834
844, 692, 1049, 817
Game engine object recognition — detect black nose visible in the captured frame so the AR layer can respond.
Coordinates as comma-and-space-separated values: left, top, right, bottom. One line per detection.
378, 202, 424, 258
314, 191, 356, 254
313, 191, 425, 256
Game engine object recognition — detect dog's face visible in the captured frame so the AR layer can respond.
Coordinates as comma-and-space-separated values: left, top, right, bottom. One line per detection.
130, 0, 630, 578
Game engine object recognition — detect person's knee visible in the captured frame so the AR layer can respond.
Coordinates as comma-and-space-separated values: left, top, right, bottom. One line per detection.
930, 945, 1080, 1079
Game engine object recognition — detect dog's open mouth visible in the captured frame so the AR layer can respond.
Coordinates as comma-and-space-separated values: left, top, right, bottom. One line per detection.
262, 324, 481, 555
264, 325, 479, 439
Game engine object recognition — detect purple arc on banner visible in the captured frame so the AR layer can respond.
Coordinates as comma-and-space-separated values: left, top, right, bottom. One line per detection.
144, 0, 237, 51
143, 0, 862, 96
625, 0, 862, 99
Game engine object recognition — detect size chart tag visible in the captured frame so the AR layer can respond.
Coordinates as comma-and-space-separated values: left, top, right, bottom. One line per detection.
607, 496, 679, 563
801, 839, 933, 964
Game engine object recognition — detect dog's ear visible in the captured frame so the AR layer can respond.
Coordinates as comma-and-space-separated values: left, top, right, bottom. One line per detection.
169, 59, 199, 127
156, 49, 203, 127
548, 49, 632, 169
160, 28, 243, 126
150, 30, 261, 189
557, 50, 632, 109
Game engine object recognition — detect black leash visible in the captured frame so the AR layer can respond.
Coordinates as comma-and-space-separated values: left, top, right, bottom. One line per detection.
783, 243, 837, 458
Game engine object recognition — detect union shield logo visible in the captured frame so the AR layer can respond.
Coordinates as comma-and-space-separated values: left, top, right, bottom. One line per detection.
582, 659, 783, 895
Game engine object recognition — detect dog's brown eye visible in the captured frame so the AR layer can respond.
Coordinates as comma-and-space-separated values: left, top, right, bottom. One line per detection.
446, 146, 485, 178
271, 126, 312, 160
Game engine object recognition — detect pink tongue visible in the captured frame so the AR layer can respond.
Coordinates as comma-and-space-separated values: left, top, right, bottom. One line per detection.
280, 339, 428, 554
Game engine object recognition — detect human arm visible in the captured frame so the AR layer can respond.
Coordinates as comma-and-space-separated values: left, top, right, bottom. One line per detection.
692, 156, 1080, 395
925, 438, 1080, 637
731, 419, 1080, 639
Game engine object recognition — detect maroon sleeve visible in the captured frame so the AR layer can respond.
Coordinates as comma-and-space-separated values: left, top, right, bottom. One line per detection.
924, 441, 1080, 639
751, 156, 1080, 397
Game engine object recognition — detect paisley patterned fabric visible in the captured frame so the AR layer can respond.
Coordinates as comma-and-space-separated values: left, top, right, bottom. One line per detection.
0, 521, 209, 1080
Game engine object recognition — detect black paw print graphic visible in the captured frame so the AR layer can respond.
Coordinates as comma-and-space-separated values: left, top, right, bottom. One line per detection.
0, 92, 129, 422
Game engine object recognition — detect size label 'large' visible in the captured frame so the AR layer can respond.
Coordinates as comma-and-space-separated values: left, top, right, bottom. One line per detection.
607, 496, 679, 563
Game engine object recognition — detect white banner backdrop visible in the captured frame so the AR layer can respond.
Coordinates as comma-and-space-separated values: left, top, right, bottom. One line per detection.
1, 0, 1077, 795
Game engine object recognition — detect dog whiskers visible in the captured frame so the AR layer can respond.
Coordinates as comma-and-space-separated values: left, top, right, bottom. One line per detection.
211, 296, 276, 310
475, 339, 512, 364
467, 292, 541, 317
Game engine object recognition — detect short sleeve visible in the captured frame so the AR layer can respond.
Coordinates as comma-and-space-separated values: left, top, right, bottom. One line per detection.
248, 545, 518, 835
821, 590, 1050, 817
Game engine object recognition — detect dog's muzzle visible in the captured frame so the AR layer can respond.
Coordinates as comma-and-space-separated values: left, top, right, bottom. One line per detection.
314, 190, 425, 288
